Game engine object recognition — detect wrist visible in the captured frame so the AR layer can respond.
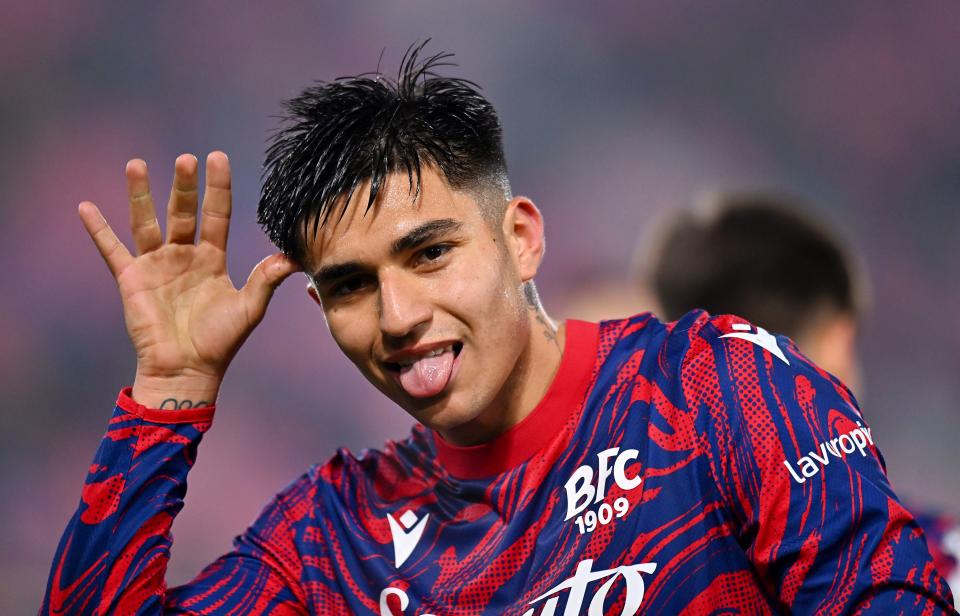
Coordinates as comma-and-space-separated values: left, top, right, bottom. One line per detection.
132, 372, 222, 410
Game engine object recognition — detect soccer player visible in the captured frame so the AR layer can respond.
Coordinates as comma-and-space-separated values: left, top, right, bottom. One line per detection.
42, 47, 955, 614
642, 192, 959, 607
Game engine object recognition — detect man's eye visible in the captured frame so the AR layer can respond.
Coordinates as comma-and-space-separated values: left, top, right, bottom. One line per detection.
331, 278, 368, 297
420, 244, 452, 262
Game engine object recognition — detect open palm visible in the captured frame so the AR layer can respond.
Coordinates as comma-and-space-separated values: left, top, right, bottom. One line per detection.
79, 152, 300, 405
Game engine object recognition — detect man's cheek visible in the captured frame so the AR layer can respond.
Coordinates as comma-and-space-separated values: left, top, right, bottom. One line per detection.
463, 261, 505, 304
327, 321, 370, 366
434, 272, 478, 311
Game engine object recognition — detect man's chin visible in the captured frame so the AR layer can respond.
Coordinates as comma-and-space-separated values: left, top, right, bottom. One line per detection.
398, 391, 478, 433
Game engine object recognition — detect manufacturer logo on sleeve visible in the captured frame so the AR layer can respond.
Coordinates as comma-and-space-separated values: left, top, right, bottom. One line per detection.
720, 323, 790, 365
387, 509, 429, 568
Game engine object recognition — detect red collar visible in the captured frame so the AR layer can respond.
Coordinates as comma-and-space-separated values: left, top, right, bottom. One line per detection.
433, 320, 599, 479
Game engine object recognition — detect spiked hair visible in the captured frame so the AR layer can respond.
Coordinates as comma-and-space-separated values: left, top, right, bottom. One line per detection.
258, 43, 510, 263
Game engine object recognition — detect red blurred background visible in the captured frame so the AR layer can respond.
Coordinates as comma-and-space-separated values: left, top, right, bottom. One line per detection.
2, 3, 958, 611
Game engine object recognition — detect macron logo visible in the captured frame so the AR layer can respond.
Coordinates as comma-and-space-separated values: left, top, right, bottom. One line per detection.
720, 323, 790, 365
387, 510, 429, 568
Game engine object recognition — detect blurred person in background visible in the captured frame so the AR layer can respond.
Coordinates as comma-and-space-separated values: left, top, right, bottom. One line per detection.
640, 192, 959, 604
41, 46, 955, 614
643, 193, 865, 396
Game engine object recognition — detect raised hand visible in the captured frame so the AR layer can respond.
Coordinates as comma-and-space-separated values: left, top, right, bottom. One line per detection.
79, 152, 300, 408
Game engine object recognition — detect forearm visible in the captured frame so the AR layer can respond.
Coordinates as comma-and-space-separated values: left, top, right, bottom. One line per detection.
41, 388, 215, 615
53, 149, 302, 613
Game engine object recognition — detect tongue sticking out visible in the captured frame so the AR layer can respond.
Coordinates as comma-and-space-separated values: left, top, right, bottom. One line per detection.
398, 349, 455, 398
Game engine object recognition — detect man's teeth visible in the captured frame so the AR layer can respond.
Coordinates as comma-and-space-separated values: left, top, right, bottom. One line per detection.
396, 345, 454, 368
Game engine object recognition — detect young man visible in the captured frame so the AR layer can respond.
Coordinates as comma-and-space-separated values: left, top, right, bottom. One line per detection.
43, 48, 955, 615
642, 192, 959, 606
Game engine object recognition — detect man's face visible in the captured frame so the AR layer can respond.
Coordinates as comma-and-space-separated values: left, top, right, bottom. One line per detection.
303, 167, 542, 437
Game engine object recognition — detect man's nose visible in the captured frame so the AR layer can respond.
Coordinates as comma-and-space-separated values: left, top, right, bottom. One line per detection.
378, 271, 432, 339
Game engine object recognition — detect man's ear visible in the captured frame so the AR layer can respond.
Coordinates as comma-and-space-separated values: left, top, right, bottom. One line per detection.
501, 197, 546, 282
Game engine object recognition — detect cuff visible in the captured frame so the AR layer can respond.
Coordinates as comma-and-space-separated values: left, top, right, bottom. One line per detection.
117, 387, 216, 424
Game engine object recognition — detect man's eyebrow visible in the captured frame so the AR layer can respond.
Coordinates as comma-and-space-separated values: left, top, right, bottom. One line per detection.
391, 219, 463, 255
312, 219, 463, 285
312, 261, 366, 286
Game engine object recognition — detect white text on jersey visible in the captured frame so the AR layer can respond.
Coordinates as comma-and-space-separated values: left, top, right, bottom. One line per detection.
522, 559, 658, 616
565, 447, 642, 535
783, 421, 874, 484
378, 559, 658, 616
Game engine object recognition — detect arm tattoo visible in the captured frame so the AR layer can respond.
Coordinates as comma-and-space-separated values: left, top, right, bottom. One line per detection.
159, 398, 210, 410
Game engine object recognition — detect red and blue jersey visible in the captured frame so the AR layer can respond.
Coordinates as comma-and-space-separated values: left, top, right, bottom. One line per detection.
42, 312, 956, 614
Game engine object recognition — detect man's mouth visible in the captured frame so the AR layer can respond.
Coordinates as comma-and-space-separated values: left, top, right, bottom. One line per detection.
384, 342, 463, 399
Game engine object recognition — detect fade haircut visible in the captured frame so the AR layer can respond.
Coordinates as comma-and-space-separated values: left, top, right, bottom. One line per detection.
258, 42, 511, 264
644, 193, 866, 338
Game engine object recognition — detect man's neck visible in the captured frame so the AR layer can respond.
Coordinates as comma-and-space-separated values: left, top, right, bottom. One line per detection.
438, 309, 565, 447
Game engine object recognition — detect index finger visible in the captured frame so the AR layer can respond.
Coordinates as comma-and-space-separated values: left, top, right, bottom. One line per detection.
199, 151, 232, 251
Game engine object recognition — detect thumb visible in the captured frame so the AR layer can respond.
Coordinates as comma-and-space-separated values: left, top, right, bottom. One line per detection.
241, 253, 302, 323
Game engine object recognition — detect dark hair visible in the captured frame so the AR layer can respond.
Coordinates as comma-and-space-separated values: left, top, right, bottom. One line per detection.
644, 194, 865, 337
258, 42, 510, 264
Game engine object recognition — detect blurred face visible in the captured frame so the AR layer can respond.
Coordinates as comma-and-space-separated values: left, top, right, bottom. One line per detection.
799, 310, 863, 398
302, 167, 551, 444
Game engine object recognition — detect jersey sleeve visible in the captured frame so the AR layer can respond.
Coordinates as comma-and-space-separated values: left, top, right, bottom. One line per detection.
40, 389, 308, 615
680, 313, 956, 614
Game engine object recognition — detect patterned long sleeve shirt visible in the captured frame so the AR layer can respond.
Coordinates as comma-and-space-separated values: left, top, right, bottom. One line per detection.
42, 312, 956, 614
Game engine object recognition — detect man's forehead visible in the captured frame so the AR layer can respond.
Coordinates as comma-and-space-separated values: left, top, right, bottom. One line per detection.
303, 171, 475, 267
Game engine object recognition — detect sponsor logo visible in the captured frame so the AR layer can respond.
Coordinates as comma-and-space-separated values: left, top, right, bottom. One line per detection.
565, 447, 642, 535
521, 559, 658, 616
387, 509, 429, 568
783, 421, 874, 484
720, 323, 790, 365
380, 559, 657, 616
379, 559, 657, 616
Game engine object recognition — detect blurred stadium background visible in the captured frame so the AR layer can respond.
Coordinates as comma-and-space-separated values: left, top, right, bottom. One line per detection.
2, 2, 958, 611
